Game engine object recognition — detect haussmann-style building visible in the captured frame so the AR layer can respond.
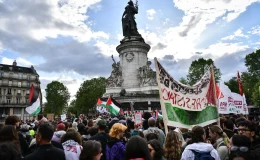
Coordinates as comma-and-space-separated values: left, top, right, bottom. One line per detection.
0, 60, 41, 121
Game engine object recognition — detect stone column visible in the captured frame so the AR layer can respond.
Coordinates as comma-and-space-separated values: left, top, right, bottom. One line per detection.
116, 41, 150, 88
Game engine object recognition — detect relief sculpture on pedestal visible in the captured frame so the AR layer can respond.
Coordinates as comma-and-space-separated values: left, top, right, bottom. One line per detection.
138, 61, 157, 87
106, 55, 124, 88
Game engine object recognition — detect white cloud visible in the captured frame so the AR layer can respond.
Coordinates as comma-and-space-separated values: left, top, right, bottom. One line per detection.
250, 25, 260, 35
146, 9, 156, 20
94, 41, 117, 57
203, 42, 249, 58
1, 57, 33, 67
39, 70, 92, 102
174, 0, 259, 38
222, 28, 248, 40
0, 0, 109, 42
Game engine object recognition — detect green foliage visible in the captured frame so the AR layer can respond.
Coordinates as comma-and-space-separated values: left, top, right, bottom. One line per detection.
75, 77, 106, 114
187, 58, 221, 85
224, 77, 239, 94
179, 77, 188, 85
245, 49, 260, 77
45, 81, 70, 116
241, 49, 260, 105
252, 81, 260, 107
67, 99, 78, 115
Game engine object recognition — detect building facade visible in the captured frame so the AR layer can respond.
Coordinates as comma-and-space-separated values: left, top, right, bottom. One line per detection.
0, 61, 41, 120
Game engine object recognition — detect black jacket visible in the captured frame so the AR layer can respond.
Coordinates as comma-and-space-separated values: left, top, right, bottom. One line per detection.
25, 144, 65, 160
89, 132, 109, 160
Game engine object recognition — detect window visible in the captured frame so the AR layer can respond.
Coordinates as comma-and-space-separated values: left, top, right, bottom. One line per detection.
7, 88, 11, 95
27, 75, 30, 80
9, 73, 13, 78
16, 97, 21, 104
7, 98, 11, 104
13, 108, 21, 114
0, 88, 1, 95
17, 90, 21, 95
0, 72, 3, 77
8, 81, 12, 86
26, 98, 29, 103
18, 82, 21, 87
0, 80, 2, 85
27, 82, 30, 87
26, 90, 29, 95
18, 74, 22, 79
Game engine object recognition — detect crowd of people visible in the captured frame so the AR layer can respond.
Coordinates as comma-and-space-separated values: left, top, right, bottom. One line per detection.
0, 112, 260, 160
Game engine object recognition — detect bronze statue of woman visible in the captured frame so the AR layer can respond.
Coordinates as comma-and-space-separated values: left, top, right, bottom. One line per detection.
122, 0, 141, 38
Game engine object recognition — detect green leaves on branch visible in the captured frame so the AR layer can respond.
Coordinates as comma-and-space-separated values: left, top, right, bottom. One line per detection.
45, 81, 70, 116
185, 58, 221, 86
74, 77, 106, 115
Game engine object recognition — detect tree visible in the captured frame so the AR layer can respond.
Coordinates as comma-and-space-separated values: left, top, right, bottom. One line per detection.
45, 81, 70, 116
224, 77, 239, 94
75, 77, 106, 114
187, 58, 221, 85
252, 81, 260, 107
179, 77, 188, 85
241, 49, 260, 105
245, 49, 260, 77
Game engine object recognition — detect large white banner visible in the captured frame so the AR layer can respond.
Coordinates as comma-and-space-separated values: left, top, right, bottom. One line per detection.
232, 92, 248, 115
218, 83, 237, 114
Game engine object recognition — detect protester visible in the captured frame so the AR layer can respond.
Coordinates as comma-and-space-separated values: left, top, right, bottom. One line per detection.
106, 123, 127, 160
52, 123, 66, 143
60, 129, 82, 160
89, 119, 109, 160
209, 125, 229, 160
5, 116, 29, 156
181, 126, 221, 160
125, 136, 152, 160
164, 131, 181, 160
147, 139, 164, 160
143, 117, 165, 147
80, 140, 102, 160
0, 142, 21, 160
223, 119, 234, 138
0, 125, 21, 155
237, 120, 260, 150
229, 135, 252, 160
24, 122, 65, 160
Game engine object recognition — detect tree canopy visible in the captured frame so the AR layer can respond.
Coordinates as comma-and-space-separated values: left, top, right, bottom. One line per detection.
224, 77, 239, 94
45, 81, 70, 116
186, 58, 221, 85
74, 77, 106, 114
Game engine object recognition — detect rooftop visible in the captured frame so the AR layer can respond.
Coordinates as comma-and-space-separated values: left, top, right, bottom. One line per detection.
0, 60, 38, 75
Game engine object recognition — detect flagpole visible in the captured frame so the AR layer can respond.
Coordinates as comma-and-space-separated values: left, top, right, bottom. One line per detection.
211, 65, 220, 126
154, 57, 169, 135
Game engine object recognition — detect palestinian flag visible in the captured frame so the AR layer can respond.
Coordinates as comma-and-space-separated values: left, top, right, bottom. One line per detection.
25, 84, 41, 116
106, 97, 120, 116
96, 98, 107, 113
156, 109, 163, 119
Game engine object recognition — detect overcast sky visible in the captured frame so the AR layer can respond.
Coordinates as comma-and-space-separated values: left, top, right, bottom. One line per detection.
0, 0, 260, 102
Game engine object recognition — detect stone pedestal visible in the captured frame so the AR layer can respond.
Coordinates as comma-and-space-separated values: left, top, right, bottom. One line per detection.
104, 37, 160, 111
116, 41, 150, 88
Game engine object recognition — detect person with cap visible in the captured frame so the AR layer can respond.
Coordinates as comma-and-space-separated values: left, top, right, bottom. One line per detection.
52, 123, 66, 143
89, 119, 109, 160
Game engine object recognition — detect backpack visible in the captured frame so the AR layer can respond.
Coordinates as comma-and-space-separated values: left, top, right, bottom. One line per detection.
147, 128, 160, 136
190, 150, 215, 160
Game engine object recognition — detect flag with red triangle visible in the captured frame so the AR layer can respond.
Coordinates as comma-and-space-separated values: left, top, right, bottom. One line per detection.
96, 98, 107, 113
106, 97, 121, 116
